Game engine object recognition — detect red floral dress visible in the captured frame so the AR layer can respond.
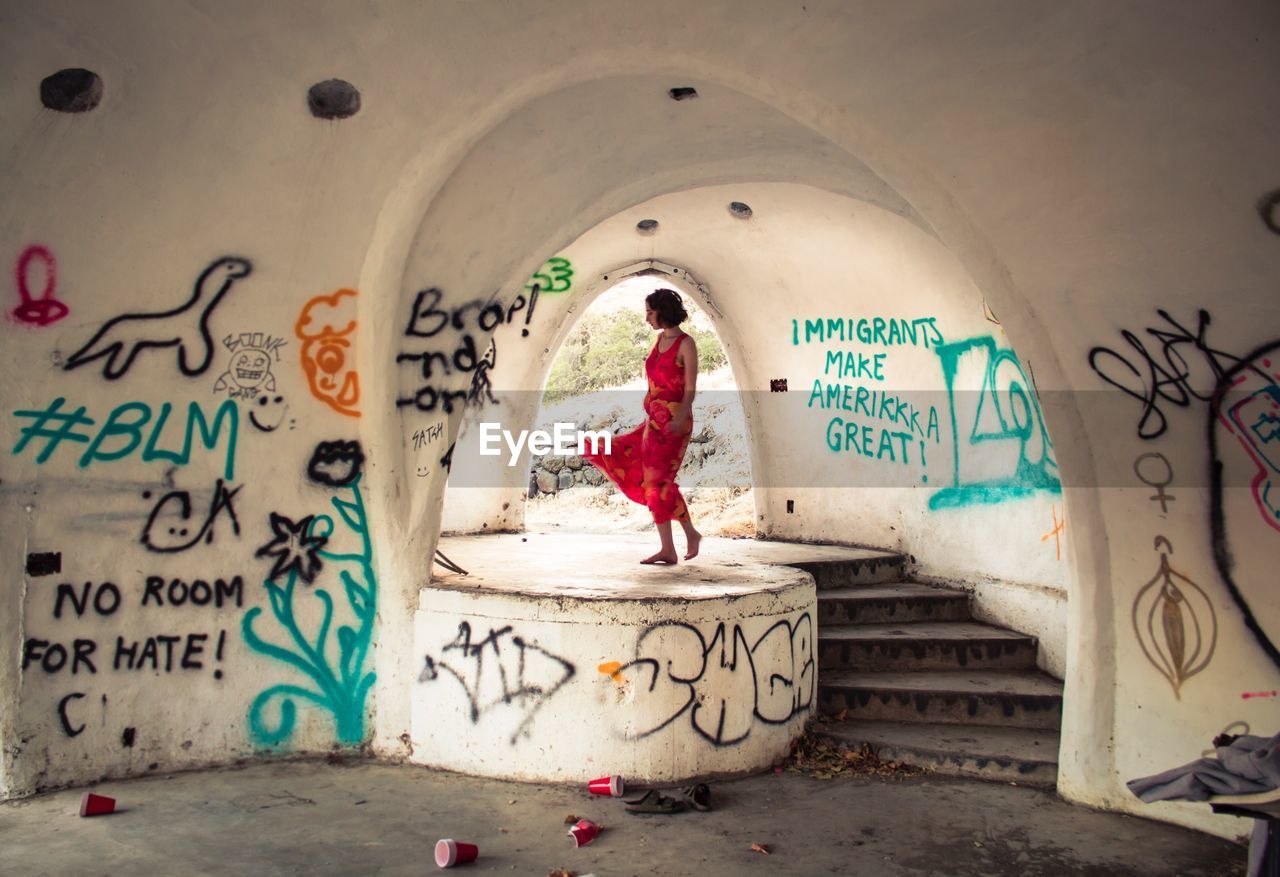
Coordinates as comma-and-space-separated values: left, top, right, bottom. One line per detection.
585, 332, 692, 524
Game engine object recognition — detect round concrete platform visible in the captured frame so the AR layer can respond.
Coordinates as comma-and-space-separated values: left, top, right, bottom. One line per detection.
410, 534, 892, 784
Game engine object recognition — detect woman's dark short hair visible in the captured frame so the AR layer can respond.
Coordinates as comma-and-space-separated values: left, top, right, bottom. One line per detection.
646, 288, 688, 327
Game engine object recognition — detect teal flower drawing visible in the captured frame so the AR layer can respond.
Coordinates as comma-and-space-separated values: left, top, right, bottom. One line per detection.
243, 475, 376, 746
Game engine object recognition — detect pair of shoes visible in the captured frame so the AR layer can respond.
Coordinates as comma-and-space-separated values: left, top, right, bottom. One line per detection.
683, 783, 712, 812
624, 789, 686, 814
623, 785, 713, 814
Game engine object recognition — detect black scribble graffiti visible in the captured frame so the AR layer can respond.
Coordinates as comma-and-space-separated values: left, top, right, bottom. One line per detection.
140, 479, 242, 553
396, 284, 537, 413
418, 621, 576, 744
254, 513, 327, 584
440, 441, 456, 472
58, 692, 86, 737
306, 439, 364, 487
64, 257, 253, 379
1210, 337, 1280, 671
617, 614, 814, 747
1259, 189, 1280, 236
469, 339, 497, 406
1088, 309, 1271, 439
25, 551, 62, 577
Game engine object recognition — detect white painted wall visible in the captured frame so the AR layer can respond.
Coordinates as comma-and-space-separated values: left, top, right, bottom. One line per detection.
1, 0, 1277, 841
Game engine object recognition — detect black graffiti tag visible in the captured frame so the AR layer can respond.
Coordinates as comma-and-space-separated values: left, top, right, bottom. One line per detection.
396, 284, 538, 413
618, 615, 814, 747
419, 621, 576, 744
140, 480, 242, 553
1210, 338, 1280, 672
1088, 309, 1269, 439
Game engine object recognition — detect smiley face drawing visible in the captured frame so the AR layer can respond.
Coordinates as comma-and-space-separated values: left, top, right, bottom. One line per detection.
249, 393, 292, 432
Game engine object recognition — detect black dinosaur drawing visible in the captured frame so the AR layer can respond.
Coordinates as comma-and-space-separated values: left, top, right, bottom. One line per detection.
64, 256, 253, 379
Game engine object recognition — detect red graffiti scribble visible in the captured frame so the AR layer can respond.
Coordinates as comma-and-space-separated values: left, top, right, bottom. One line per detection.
1242, 690, 1279, 700
11, 245, 68, 327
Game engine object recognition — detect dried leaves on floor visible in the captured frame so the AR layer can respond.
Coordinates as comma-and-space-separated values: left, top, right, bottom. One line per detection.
782, 727, 924, 780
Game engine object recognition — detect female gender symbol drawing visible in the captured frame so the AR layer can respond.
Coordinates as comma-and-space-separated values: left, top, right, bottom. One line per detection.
11, 245, 68, 327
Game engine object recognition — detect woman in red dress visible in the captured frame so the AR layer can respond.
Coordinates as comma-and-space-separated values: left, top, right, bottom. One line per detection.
585, 288, 702, 564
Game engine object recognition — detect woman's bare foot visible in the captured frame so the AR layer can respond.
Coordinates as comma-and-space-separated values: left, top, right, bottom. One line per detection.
683, 531, 702, 561
641, 550, 679, 565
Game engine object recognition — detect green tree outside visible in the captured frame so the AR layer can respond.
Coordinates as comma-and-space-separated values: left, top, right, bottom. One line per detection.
543, 309, 727, 405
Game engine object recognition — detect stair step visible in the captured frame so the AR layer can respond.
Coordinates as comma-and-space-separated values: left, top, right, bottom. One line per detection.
818, 670, 1062, 730
817, 583, 971, 625
816, 719, 1059, 788
818, 622, 1038, 671
788, 555, 907, 588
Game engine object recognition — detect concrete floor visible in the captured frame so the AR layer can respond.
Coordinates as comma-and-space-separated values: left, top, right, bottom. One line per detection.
0, 759, 1245, 876
431, 531, 899, 600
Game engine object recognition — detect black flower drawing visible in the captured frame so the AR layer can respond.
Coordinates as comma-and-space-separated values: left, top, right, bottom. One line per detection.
306, 440, 364, 487
254, 512, 327, 584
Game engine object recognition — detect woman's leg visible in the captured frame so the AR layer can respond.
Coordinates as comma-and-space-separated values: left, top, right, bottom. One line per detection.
677, 514, 701, 560
641, 518, 679, 565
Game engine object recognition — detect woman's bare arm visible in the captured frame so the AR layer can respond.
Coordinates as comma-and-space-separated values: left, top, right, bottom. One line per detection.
674, 334, 698, 430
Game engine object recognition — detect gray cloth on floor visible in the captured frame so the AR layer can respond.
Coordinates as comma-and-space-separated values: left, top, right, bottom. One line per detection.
1127, 733, 1280, 803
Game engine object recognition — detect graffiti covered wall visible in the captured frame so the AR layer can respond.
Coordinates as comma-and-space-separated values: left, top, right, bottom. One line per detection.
1081, 195, 1280, 801
2, 248, 378, 795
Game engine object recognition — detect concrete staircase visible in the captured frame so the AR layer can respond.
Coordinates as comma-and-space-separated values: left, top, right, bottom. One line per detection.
796, 555, 1063, 788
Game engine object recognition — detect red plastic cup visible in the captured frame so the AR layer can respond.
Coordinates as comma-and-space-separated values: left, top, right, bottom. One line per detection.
79, 792, 115, 817
568, 818, 600, 847
587, 775, 625, 797
434, 838, 479, 868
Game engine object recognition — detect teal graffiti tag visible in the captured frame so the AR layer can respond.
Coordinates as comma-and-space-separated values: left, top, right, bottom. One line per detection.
11, 397, 238, 480
929, 336, 1061, 509
242, 476, 376, 746
526, 256, 573, 294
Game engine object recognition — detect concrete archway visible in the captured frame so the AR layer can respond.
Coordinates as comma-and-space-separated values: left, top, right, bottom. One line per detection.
362, 70, 1099, 814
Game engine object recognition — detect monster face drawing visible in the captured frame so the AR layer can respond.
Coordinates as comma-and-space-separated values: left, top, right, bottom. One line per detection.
214, 334, 284, 400
296, 289, 360, 418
